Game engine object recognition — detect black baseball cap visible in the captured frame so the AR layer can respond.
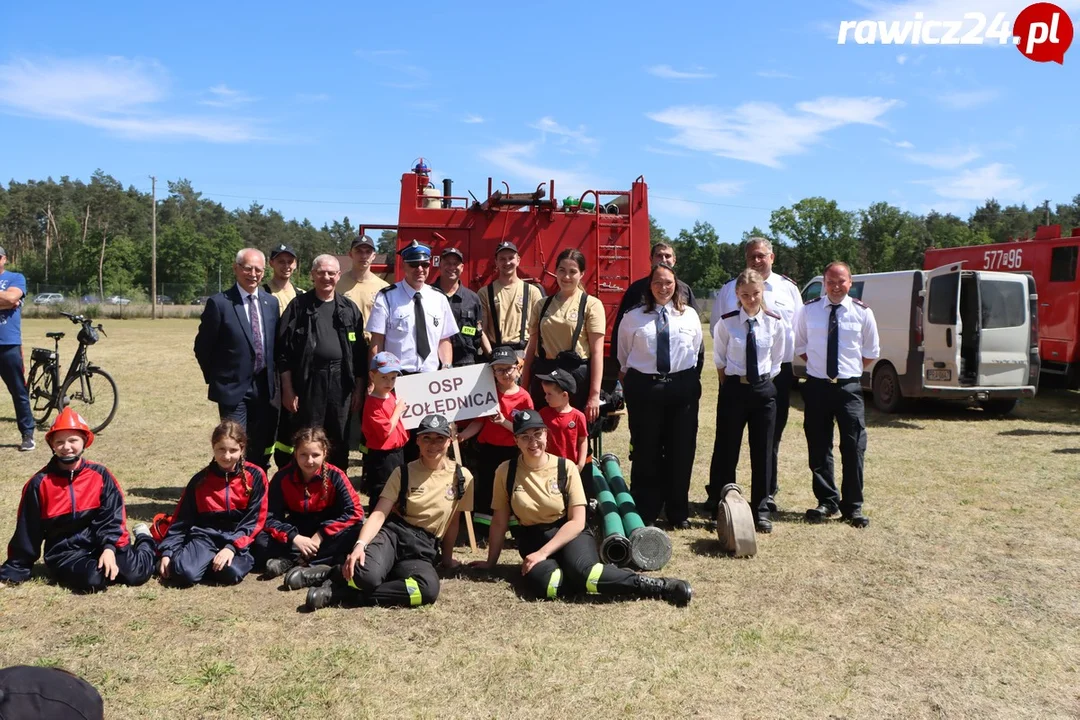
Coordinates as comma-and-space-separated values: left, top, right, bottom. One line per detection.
269, 243, 297, 260
351, 234, 376, 250
512, 409, 547, 435
489, 345, 518, 366
494, 241, 519, 256
537, 368, 577, 394
416, 414, 452, 438
441, 247, 464, 260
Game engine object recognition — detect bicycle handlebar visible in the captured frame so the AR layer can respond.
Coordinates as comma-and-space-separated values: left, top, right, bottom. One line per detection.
59, 311, 105, 335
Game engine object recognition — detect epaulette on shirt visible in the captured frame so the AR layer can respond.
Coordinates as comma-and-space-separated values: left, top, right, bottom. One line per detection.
780, 274, 797, 285
804, 297, 823, 305
379, 285, 395, 294
720, 310, 740, 319
852, 297, 869, 308
764, 309, 781, 319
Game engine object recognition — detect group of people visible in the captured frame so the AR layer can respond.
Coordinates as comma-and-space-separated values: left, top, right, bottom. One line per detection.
0, 231, 880, 611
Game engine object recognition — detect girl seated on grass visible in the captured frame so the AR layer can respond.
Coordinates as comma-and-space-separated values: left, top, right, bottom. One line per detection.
157, 420, 268, 586
254, 426, 365, 591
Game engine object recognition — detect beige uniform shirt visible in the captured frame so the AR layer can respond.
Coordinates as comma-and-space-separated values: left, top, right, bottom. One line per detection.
339, 271, 390, 340
479, 279, 544, 347
264, 283, 299, 317
492, 453, 587, 526
529, 288, 606, 359
381, 460, 474, 539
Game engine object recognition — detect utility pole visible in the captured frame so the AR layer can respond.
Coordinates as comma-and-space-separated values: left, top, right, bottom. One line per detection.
150, 176, 157, 319
1044, 199, 1051, 226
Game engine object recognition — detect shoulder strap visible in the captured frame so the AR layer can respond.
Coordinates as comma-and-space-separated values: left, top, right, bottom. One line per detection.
569, 292, 589, 352
506, 455, 519, 511
519, 284, 531, 345
536, 295, 557, 359
488, 284, 502, 346
397, 462, 410, 515
454, 463, 465, 501
557, 457, 569, 507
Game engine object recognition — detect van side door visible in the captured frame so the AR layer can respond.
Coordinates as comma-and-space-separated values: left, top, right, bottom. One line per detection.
922, 265, 962, 387
975, 273, 1032, 387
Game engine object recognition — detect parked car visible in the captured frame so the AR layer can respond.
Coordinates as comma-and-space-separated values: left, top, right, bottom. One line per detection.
107, 295, 132, 306
80, 295, 101, 304
155, 295, 174, 305
33, 293, 65, 305
193, 296, 211, 305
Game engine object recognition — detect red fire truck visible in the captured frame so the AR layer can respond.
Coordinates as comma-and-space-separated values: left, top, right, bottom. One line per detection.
363, 159, 653, 357
924, 224, 1080, 387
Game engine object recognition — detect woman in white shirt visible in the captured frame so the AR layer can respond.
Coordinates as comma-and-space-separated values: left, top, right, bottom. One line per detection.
617, 263, 703, 530
708, 268, 786, 534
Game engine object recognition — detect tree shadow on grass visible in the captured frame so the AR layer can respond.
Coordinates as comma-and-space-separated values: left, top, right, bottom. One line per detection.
999, 428, 1080, 437
1051, 447, 1080, 454
690, 537, 738, 559
127, 487, 184, 501
125, 501, 178, 520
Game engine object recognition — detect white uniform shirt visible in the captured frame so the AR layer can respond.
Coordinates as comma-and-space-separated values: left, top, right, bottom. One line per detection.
794, 295, 880, 380
711, 273, 803, 363
617, 302, 703, 375
235, 284, 268, 358
713, 307, 786, 379
367, 281, 459, 373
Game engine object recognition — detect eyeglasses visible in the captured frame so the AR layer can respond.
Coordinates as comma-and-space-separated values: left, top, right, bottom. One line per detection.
494, 367, 518, 375
517, 431, 545, 443
238, 264, 265, 275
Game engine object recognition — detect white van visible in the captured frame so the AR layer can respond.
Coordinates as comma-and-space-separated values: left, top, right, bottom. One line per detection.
795, 265, 1039, 414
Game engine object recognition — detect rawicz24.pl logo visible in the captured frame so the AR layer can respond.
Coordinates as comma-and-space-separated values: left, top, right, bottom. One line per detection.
837, 2, 1074, 64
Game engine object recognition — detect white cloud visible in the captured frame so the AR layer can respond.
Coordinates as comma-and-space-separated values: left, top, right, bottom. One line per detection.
528, 116, 595, 147
0, 56, 266, 142
756, 70, 795, 79
904, 145, 981, 169
648, 96, 900, 168
650, 196, 702, 218
936, 88, 1000, 110
882, 138, 916, 149
479, 141, 607, 195
647, 64, 714, 80
463, 113, 485, 124
644, 144, 690, 157
199, 84, 257, 107
915, 163, 1033, 201
896, 54, 908, 64
697, 181, 745, 197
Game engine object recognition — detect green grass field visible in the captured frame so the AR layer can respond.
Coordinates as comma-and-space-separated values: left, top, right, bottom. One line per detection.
0, 318, 1078, 719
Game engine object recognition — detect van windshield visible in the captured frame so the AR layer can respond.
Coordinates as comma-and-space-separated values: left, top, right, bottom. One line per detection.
981, 280, 1025, 329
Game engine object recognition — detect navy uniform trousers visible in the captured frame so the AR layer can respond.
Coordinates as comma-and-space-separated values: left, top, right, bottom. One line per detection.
801, 377, 867, 515
514, 523, 641, 600
48, 536, 156, 592
252, 524, 362, 570
167, 530, 256, 586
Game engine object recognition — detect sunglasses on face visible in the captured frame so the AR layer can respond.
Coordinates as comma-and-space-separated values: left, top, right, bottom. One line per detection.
406, 262, 431, 269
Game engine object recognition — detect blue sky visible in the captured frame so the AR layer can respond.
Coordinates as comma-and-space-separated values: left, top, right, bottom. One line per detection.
1, 1, 1077, 244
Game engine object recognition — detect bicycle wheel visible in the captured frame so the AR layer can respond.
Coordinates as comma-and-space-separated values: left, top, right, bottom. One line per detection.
62, 367, 119, 434
27, 361, 58, 427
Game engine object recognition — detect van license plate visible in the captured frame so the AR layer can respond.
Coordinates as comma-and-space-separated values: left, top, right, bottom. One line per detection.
926, 369, 952, 381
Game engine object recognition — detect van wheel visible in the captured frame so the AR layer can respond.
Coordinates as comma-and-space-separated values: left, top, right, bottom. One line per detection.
872, 363, 904, 413
980, 398, 1018, 416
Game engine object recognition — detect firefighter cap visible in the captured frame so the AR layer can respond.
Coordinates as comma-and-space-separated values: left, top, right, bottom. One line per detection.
269, 243, 297, 260
46, 406, 95, 449
351, 234, 376, 250
536, 368, 577, 394
512, 409, 547, 436
399, 240, 432, 263
416, 414, 452, 438
494, 241, 519, 257
440, 247, 464, 260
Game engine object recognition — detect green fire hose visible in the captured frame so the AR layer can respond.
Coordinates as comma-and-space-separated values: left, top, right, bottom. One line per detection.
600, 454, 673, 571
586, 462, 632, 566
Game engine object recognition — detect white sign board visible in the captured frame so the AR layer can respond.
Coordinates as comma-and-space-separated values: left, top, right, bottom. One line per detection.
395, 364, 500, 430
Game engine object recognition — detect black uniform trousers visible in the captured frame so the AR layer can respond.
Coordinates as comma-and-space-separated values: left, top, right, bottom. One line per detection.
362, 446, 405, 513
769, 362, 794, 502
514, 523, 641, 600
623, 368, 700, 526
802, 377, 867, 515
47, 536, 156, 592
295, 359, 352, 472
711, 376, 776, 516
166, 530, 256, 586
219, 369, 274, 470
473, 443, 518, 527
252, 523, 362, 571
343, 519, 440, 607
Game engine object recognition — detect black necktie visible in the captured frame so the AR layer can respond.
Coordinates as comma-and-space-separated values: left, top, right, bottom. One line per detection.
656, 307, 670, 374
746, 318, 759, 384
827, 304, 840, 379
414, 292, 431, 361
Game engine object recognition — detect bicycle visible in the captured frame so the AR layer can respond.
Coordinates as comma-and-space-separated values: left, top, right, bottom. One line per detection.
26, 312, 119, 434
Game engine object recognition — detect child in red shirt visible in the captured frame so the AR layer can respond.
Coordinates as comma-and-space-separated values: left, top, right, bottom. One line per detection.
537, 368, 589, 469
459, 345, 534, 529
361, 352, 409, 512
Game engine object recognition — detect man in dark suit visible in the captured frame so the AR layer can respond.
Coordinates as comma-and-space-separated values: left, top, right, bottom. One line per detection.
194, 247, 278, 469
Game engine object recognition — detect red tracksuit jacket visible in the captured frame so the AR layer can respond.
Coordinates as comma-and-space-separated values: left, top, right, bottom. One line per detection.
1, 459, 130, 583
157, 460, 268, 558
264, 463, 364, 544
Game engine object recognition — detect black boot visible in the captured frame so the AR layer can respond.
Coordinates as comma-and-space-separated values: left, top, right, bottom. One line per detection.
264, 558, 295, 579
306, 582, 347, 610
284, 564, 333, 591
634, 575, 693, 607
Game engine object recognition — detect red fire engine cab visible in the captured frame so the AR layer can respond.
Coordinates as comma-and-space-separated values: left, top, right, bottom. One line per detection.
362, 159, 653, 362
924, 224, 1080, 387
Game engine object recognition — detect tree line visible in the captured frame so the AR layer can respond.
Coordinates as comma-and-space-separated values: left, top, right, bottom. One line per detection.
2, 170, 1078, 302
